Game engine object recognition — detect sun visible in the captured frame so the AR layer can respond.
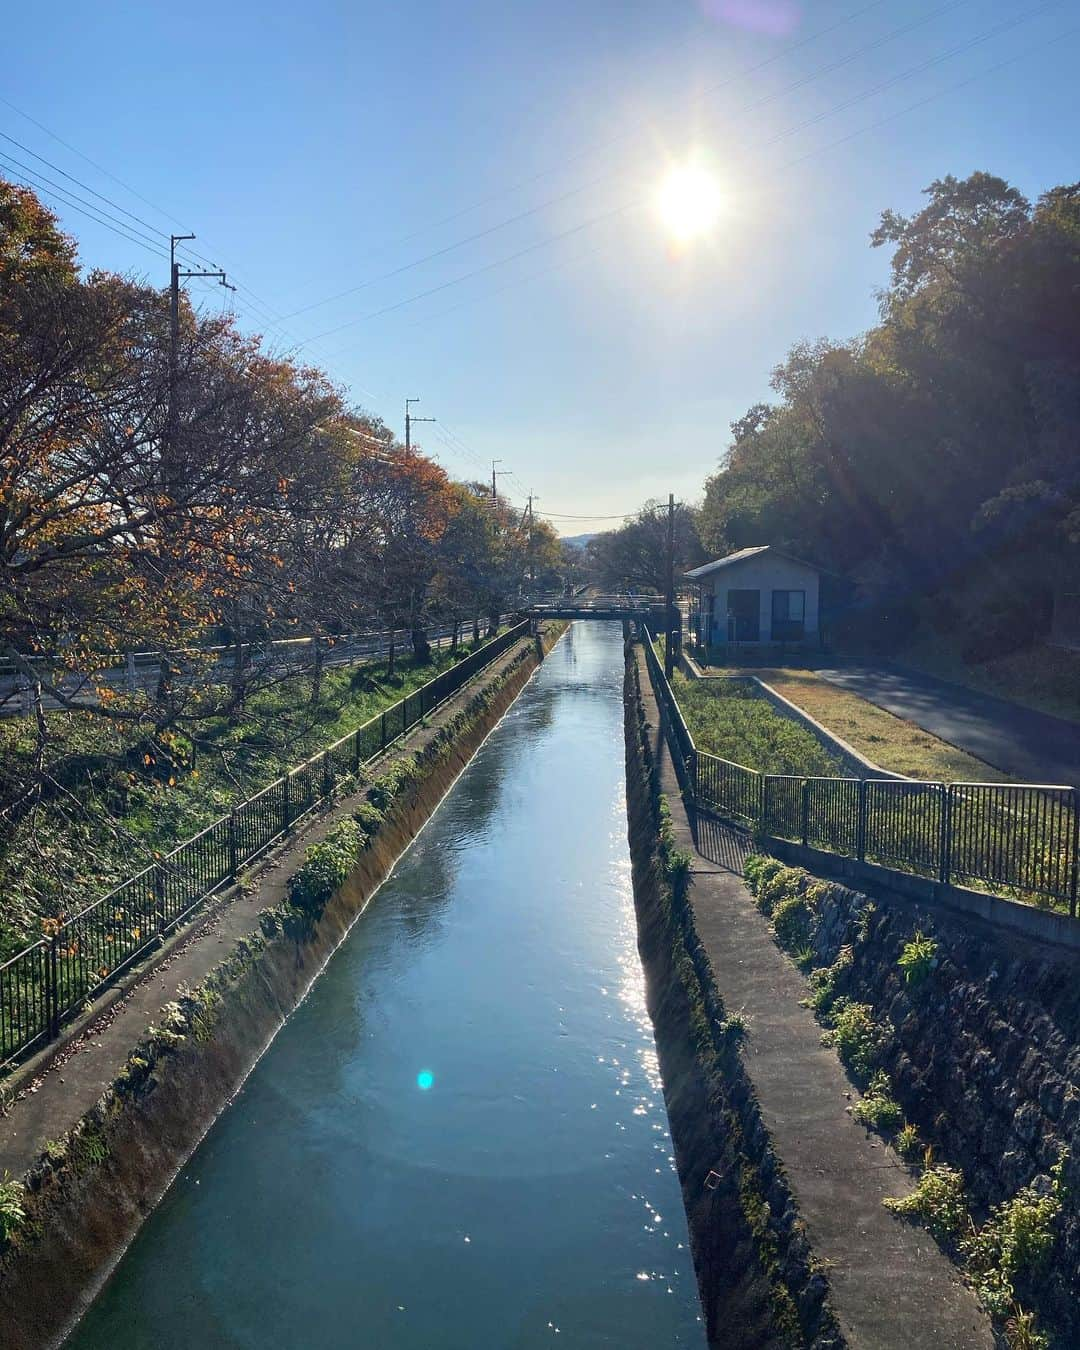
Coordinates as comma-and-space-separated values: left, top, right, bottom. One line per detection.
655, 158, 724, 245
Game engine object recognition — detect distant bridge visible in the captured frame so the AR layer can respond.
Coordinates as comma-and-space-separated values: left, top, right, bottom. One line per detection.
525, 593, 680, 626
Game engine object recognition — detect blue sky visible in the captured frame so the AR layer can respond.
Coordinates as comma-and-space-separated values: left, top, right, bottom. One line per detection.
4, 1, 1079, 533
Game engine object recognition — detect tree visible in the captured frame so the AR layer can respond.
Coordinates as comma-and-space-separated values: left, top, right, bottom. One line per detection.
588, 500, 705, 593
697, 171, 1080, 656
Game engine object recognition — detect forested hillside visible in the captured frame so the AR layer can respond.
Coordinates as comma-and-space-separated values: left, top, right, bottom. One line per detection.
699, 172, 1080, 659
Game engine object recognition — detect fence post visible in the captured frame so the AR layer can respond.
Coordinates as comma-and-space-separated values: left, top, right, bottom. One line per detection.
354, 727, 362, 775
939, 784, 952, 886
47, 933, 60, 1041
856, 778, 868, 862
282, 774, 291, 835
322, 749, 333, 800
800, 780, 810, 847
229, 808, 239, 880
154, 864, 167, 934
761, 776, 770, 834
381, 711, 388, 750
1070, 787, 1079, 921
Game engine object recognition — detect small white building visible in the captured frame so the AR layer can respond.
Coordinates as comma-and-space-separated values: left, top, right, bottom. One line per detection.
685, 546, 822, 650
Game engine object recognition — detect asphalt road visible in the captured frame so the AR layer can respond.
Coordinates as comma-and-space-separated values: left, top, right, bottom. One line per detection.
816, 664, 1080, 787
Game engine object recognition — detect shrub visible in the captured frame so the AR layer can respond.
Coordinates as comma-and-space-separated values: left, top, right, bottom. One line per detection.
884, 1164, 969, 1241
822, 998, 886, 1081
897, 931, 938, 987
772, 893, 816, 952
288, 818, 365, 915
719, 1011, 749, 1045
756, 864, 806, 917
852, 1070, 904, 1133
352, 801, 383, 838
744, 854, 783, 895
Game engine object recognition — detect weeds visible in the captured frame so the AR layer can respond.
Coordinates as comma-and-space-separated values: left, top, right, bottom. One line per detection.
897, 931, 938, 988
0, 1175, 26, 1245
896, 1123, 922, 1161
884, 1164, 969, 1241
820, 998, 886, 1082
852, 1070, 904, 1132
673, 674, 845, 777
1004, 1308, 1049, 1350
961, 1154, 1067, 1320
719, 1011, 749, 1046
805, 946, 852, 1016
772, 893, 816, 953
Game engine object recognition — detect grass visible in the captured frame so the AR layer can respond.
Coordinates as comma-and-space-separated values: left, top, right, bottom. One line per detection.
671, 672, 845, 776
0, 641, 486, 958
749, 670, 1006, 781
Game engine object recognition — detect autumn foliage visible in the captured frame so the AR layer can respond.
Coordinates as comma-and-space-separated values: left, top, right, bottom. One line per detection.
0, 179, 561, 819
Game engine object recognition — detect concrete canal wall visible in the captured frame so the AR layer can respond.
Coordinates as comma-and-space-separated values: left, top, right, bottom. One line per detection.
0, 623, 565, 1350
623, 635, 996, 1350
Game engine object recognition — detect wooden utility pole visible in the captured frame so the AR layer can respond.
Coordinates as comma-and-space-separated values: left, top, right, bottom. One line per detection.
664, 492, 676, 679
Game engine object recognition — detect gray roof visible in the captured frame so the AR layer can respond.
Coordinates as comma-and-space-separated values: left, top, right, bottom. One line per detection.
683, 545, 821, 581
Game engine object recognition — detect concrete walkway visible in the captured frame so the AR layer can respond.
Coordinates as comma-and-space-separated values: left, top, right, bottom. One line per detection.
817, 663, 1080, 787
638, 649, 993, 1350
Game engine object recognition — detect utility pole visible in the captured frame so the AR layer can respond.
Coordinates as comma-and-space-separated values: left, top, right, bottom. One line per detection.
168, 235, 233, 475
161, 236, 233, 702
404, 397, 434, 456
491, 459, 509, 501
524, 494, 540, 588
664, 492, 676, 679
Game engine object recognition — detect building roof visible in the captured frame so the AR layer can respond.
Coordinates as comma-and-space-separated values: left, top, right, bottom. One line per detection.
683, 545, 822, 581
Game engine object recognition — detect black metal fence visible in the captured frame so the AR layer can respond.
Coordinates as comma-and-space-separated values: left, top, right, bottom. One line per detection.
0, 621, 531, 1070
641, 626, 1079, 918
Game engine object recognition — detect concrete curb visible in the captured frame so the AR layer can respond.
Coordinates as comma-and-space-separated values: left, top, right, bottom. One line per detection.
679, 647, 906, 781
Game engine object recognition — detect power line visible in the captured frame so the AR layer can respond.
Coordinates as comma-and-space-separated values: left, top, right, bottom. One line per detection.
278, 0, 976, 325
0, 154, 168, 260
0, 128, 175, 243
308, 1, 1071, 359
367, 0, 895, 260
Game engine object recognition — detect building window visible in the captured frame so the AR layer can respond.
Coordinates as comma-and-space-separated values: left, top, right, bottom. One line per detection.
771, 589, 805, 640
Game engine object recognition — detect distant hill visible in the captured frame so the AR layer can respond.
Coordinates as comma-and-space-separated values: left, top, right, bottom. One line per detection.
560, 533, 597, 550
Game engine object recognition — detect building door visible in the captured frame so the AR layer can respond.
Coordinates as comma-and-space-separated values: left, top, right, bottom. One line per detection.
727, 589, 760, 642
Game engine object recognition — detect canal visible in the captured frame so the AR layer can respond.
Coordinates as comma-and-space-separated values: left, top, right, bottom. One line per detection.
66, 622, 704, 1349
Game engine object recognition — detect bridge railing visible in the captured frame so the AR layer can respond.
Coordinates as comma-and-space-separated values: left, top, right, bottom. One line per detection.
638, 624, 1079, 920
0, 621, 531, 1072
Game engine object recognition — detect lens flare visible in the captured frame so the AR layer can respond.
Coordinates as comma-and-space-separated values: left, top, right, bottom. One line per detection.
416, 1069, 434, 1090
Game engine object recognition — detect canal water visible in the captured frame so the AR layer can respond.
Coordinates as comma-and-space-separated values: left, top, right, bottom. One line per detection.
67, 622, 704, 1349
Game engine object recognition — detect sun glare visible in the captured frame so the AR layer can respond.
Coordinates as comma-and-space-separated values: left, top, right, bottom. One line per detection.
656, 159, 724, 246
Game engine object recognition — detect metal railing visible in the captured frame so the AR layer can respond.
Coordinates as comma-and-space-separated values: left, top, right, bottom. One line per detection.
0, 621, 531, 1070
641, 626, 1079, 919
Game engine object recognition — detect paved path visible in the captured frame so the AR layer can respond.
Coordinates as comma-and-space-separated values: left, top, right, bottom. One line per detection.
638, 648, 993, 1349
816, 664, 1080, 786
